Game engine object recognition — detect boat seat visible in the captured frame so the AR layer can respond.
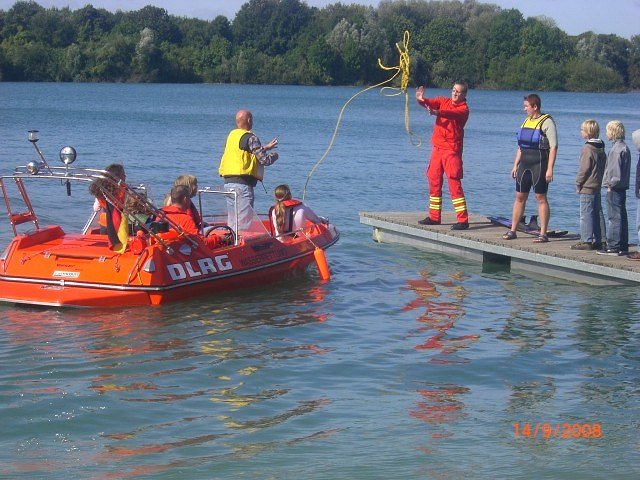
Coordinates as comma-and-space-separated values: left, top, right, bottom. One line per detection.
14, 226, 65, 249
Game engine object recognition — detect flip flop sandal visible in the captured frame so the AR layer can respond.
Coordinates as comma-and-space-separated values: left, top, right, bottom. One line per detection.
502, 230, 517, 240
533, 234, 548, 243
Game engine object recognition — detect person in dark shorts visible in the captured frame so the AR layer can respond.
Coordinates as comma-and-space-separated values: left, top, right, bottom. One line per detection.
502, 94, 558, 243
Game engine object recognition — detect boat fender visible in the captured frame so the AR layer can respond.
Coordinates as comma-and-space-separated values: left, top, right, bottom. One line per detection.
314, 247, 331, 281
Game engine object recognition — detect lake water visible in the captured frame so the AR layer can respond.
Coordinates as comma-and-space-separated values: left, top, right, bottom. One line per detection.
0, 83, 639, 479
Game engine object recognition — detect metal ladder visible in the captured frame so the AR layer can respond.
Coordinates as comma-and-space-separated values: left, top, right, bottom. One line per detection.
0, 177, 40, 236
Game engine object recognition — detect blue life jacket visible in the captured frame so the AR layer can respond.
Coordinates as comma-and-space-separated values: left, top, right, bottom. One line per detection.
517, 114, 551, 150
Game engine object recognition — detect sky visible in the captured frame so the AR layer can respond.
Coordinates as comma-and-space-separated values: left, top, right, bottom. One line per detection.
0, 0, 637, 39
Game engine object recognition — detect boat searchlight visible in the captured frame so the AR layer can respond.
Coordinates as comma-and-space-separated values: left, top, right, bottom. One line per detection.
59, 146, 77, 165
59, 146, 77, 196
26, 161, 40, 175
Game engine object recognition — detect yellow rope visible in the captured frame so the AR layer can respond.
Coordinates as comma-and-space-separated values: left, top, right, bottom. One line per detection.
302, 30, 421, 201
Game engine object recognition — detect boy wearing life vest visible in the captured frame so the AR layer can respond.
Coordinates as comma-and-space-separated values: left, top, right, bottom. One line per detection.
503, 94, 558, 243
415, 81, 470, 230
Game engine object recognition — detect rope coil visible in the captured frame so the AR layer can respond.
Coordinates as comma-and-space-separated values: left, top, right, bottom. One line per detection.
302, 30, 421, 200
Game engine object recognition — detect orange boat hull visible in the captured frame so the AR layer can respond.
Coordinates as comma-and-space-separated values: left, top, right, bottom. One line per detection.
0, 224, 339, 308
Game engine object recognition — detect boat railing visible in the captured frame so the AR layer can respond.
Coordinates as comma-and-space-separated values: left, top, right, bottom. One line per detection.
1, 165, 201, 253
2, 132, 271, 251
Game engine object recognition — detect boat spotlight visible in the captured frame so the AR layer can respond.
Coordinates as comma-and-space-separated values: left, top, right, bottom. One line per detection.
28, 130, 39, 143
26, 161, 40, 175
59, 146, 77, 165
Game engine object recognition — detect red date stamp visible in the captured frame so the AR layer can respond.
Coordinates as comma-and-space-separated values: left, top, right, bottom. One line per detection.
513, 422, 602, 439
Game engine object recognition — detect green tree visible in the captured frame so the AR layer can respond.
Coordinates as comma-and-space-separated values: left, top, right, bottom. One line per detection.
132, 27, 162, 81
519, 17, 572, 63
71, 5, 115, 42
232, 0, 313, 56
1, 0, 44, 40
0, 0, 634, 91
564, 57, 625, 92
499, 53, 565, 91
119, 5, 181, 44
415, 17, 467, 86
628, 35, 640, 90
88, 33, 135, 82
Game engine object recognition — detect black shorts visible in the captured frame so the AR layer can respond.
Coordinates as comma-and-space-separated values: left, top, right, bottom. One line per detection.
516, 149, 549, 194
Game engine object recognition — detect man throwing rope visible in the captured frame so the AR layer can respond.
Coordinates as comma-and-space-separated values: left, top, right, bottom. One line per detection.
415, 81, 470, 230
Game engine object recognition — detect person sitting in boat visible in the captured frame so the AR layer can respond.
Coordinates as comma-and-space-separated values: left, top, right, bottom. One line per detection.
162, 185, 221, 248
90, 163, 127, 234
124, 191, 155, 234
89, 163, 129, 253
269, 184, 326, 238
163, 174, 206, 231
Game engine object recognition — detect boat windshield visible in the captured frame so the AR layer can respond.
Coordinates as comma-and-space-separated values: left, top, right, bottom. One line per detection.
195, 188, 270, 242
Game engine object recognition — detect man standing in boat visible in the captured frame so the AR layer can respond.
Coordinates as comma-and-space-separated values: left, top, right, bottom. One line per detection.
415, 81, 470, 230
219, 109, 279, 234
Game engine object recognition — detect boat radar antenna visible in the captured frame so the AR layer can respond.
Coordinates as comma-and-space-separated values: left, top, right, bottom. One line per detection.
27, 130, 54, 175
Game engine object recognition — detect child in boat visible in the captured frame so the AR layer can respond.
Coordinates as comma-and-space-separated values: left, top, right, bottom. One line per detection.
90, 163, 127, 234
163, 174, 205, 230
269, 184, 326, 237
89, 164, 129, 252
124, 190, 155, 233
162, 185, 221, 248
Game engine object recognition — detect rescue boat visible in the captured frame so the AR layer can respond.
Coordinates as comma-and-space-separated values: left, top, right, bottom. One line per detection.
0, 132, 339, 308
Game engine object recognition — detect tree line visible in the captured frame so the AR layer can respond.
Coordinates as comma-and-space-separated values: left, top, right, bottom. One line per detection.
0, 0, 638, 92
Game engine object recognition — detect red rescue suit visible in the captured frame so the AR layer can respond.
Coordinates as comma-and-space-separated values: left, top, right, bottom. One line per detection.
417, 96, 469, 223
161, 205, 220, 249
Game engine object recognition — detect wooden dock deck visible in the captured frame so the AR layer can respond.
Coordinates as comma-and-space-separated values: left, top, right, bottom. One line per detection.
359, 211, 640, 286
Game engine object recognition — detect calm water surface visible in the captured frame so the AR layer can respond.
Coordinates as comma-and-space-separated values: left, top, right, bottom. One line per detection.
0, 83, 639, 479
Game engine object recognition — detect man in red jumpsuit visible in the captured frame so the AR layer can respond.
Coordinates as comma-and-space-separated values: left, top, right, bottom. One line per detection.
416, 81, 470, 230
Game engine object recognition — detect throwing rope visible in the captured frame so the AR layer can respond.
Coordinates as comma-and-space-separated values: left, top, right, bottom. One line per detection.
302, 31, 421, 200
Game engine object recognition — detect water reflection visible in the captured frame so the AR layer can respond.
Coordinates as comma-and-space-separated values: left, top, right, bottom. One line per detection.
403, 269, 475, 441
496, 282, 554, 352
404, 269, 478, 361
573, 289, 639, 410
409, 383, 470, 427
0, 279, 335, 478
506, 378, 557, 414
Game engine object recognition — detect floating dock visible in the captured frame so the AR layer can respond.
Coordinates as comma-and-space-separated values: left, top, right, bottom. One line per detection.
359, 211, 640, 286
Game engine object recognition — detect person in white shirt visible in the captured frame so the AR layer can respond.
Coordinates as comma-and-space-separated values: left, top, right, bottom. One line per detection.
269, 184, 325, 237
